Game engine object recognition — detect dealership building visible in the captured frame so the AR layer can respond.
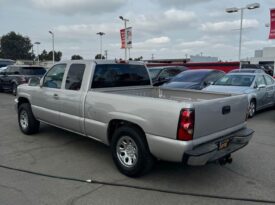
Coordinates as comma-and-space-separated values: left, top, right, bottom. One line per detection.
249, 47, 275, 66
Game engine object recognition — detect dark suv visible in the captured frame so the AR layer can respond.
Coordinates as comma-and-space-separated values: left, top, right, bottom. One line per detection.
0, 65, 46, 95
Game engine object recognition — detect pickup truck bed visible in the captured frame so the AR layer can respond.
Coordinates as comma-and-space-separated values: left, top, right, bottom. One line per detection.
103, 87, 232, 102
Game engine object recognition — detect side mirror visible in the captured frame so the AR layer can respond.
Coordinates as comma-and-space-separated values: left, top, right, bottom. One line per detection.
28, 77, 40, 86
257, 84, 266, 89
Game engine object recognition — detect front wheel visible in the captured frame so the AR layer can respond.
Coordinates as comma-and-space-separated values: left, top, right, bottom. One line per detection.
18, 103, 40, 135
248, 100, 256, 118
111, 126, 155, 177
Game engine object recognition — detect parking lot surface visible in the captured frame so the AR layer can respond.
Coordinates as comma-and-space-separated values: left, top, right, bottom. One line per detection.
0, 93, 275, 205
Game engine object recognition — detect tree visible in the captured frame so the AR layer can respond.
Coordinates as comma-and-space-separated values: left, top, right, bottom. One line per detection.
95, 54, 105, 59
38, 50, 62, 61
134, 56, 143, 61
0, 31, 33, 60
71, 54, 83, 60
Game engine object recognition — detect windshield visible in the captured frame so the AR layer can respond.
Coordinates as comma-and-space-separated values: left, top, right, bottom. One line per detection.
20, 67, 46, 75
170, 70, 208, 83
149, 68, 162, 79
215, 75, 255, 87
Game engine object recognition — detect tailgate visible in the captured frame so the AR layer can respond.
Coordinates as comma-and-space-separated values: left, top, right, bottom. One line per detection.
193, 94, 248, 139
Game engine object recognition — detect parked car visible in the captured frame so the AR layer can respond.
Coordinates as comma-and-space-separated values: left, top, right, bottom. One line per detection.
15, 60, 254, 177
204, 72, 275, 118
229, 69, 265, 74
0, 66, 7, 73
0, 59, 15, 68
241, 64, 273, 76
0, 65, 46, 95
162, 69, 225, 90
148, 66, 188, 86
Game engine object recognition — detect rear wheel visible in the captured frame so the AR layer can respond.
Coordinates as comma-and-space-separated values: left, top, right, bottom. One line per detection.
18, 103, 40, 134
111, 125, 155, 177
248, 100, 256, 118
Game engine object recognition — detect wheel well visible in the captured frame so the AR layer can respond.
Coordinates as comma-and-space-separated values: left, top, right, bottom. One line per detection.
18, 97, 30, 108
251, 98, 256, 106
107, 119, 146, 144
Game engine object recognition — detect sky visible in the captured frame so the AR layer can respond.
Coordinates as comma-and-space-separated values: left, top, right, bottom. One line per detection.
1, 0, 275, 61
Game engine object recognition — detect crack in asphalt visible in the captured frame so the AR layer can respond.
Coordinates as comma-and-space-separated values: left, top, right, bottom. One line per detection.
223, 166, 275, 188
0, 183, 31, 204
68, 185, 105, 205
1, 138, 83, 158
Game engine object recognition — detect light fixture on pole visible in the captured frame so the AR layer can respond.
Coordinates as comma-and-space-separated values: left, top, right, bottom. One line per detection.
226, 3, 260, 68
96, 32, 105, 59
34, 42, 41, 64
119, 16, 129, 60
49, 31, 55, 64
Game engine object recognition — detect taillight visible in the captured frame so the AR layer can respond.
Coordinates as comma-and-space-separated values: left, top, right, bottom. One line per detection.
177, 109, 195, 141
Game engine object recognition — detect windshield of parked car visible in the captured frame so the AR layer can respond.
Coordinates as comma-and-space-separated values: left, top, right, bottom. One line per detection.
214, 75, 255, 86
20, 67, 46, 75
148, 68, 162, 79
92, 64, 151, 88
170, 70, 209, 83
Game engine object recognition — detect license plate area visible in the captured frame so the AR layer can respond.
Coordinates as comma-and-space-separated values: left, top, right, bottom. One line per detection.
217, 138, 231, 150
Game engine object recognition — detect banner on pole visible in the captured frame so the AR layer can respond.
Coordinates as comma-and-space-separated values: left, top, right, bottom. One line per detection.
120, 29, 126, 49
126, 27, 132, 48
269, 8, 275, 39
120, 27, 132, 49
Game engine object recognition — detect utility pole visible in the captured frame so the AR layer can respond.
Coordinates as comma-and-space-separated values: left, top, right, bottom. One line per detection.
34, 42, 41, 64
49, 31, 55, 64
96, 32, 105, 59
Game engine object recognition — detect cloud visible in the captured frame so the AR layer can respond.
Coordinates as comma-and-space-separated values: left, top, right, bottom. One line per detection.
30, 0, 127, 15
54, 23, 119, 39
134, 36, 170, 50
132, 9, 197, 35
154, 0, 214, 7
200, 19, 259, 33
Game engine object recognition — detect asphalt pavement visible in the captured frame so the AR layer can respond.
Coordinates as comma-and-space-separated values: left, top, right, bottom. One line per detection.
0, 93, 275, 205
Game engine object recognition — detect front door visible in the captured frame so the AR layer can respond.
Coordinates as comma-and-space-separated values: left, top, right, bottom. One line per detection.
31, 64, 66, 125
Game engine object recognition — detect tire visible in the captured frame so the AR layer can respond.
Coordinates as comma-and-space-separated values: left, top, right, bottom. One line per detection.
248, 100, 256, 118
18, 103, 40, 135
12, 83, 17, 96
111, 125, 155, 177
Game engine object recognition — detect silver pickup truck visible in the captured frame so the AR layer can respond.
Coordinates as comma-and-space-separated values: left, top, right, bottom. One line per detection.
15, 60, 254, 176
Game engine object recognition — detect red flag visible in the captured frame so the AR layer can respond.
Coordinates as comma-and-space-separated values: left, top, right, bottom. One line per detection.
120, 29, 126, 48
269, 9, 275, 39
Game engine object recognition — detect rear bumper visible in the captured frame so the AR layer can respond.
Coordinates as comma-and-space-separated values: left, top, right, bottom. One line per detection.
183, 128, 254, 166
146, 127, 254, 165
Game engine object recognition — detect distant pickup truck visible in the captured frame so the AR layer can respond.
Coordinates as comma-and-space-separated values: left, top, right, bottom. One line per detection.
15, 60, 254, 177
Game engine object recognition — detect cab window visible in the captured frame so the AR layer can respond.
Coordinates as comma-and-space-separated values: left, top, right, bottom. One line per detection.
65, 64, 85, 90
43, 64, 66, 89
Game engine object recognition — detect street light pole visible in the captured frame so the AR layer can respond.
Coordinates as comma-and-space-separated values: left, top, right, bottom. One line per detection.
49, 31, 55, 64
119, 16, 129, 60
226, 3, 260, 68
34, 42, 41, 64
238, 8, 244, 64
96, 32, 105, 59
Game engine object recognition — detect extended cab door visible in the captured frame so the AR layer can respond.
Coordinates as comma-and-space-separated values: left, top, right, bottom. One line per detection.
57, 63, 86, 134
31, 64, 66, 125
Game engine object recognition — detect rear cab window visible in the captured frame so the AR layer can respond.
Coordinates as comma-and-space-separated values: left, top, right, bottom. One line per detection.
91, 64, 151, 88
65, 64, 86, 91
